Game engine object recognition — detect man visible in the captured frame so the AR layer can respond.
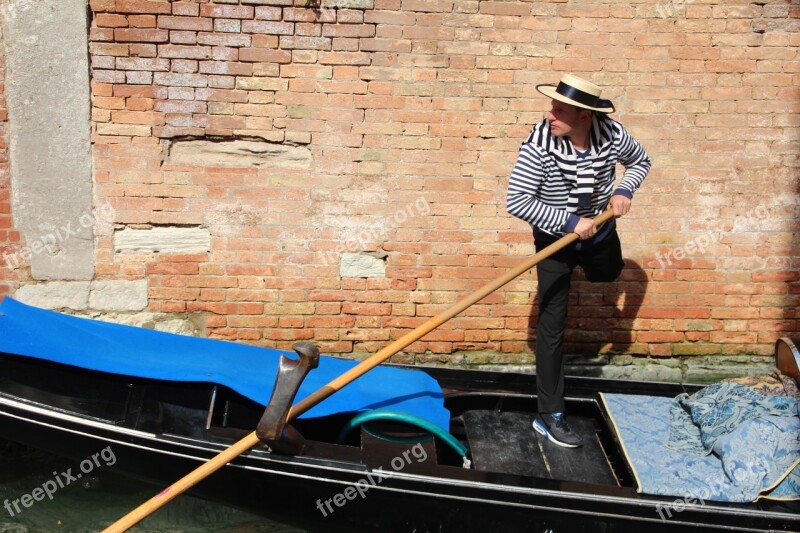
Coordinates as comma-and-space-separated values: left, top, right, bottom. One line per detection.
506, 74, 651, 448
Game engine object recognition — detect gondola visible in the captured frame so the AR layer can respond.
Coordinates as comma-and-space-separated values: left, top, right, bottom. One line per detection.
0, 297, 797, 532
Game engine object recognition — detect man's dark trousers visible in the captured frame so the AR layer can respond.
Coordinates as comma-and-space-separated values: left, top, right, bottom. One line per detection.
534, 228, 625, 414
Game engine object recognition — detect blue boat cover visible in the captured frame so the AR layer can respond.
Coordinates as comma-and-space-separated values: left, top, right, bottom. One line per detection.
0, 297, 449, 430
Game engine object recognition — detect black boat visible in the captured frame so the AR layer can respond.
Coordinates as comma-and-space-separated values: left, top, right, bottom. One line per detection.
0, 297, 798, 532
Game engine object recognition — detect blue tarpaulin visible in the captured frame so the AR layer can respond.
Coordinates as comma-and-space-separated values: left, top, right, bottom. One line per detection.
0, 297, 449, 430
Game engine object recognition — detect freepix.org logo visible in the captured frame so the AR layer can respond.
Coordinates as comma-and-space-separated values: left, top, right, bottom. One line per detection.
655, 0, 686, 18
649, 203, 770, 270
4, 446, 117, 518
318, 196, 430, 267
315, 442, 427, 517
3, 203, 116, 270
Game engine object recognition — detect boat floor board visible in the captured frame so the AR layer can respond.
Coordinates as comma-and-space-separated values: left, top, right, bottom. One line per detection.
462, 410, 617, 486
462, 410, 546, 477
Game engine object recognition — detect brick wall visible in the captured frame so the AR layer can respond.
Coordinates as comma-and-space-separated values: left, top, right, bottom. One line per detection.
0, 28, 21, 296
9, 0, 800, 367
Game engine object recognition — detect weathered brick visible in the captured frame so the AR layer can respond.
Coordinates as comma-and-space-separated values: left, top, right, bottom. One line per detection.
116, 57, 170, 71
111, 110, 165, 126
158, 16, 214, 31
129, 43, 158, 57
241, 20, 295, 34
96, 123, 153, 136
114, 28, 169, 42
172, 2, 200, 17
155, 100, 208, 114
168, 30, 198, 44
116, 0, 172, 15
96, 14, 130, 28
239, 48, 293, 63
129, 15, 157, 28
199, 4, 256, 19
153, 72, 209, 87
197, 32, 252, 47
214, 19, 242, 33
158, 44, 212, 59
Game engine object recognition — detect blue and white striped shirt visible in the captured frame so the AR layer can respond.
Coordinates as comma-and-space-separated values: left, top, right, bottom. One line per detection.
507, 114, 651, 239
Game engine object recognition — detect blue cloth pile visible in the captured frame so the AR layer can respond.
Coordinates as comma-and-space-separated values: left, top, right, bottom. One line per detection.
601, 381, 800, 502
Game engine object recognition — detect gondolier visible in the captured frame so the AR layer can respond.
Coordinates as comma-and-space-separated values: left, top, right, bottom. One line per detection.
506, 74, 651, 448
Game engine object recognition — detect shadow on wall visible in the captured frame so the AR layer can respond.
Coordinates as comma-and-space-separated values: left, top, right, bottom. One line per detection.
526, 259, 648, 364
787, 179, 800, 342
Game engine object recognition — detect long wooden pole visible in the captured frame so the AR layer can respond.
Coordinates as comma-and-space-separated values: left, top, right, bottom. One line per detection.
103, 209, 615, 532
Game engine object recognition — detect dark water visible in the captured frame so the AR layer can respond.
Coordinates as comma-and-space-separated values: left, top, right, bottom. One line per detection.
0, 439, 307, 533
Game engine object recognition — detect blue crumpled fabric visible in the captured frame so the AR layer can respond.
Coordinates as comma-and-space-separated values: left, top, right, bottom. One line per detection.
712, 416, 800, 496
602, 391, 800, 502
668, 381, 800, 455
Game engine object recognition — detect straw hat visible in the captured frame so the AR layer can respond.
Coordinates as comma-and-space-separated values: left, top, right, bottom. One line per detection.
536, 74, 615, 114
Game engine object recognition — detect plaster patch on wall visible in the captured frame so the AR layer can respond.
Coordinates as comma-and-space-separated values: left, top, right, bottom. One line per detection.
165, 139, 312, 169
114, 226, 211, 254
340, 252, 387, 278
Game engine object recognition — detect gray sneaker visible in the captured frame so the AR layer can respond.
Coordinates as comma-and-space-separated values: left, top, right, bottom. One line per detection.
533, 412, 583, 448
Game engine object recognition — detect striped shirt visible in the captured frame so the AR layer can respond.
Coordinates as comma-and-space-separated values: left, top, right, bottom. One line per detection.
507, 114, 651, 239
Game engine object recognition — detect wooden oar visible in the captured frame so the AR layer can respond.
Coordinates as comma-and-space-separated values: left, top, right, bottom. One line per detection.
102, 208, 615, 533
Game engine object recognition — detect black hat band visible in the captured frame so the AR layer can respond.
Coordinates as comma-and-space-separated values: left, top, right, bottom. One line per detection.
556, 81, 600, 108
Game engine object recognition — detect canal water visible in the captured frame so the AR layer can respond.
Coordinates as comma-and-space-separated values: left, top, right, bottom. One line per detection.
0, 439, 308, 533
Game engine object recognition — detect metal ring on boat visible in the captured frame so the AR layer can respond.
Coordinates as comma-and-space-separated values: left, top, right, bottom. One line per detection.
775, 337, 800, 382
337, 409, 469, 458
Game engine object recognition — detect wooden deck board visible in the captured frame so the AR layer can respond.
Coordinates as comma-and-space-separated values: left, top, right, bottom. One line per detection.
462, 410, 617, 485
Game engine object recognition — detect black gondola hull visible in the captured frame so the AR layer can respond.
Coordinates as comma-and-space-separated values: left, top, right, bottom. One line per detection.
0, 352, 797, 532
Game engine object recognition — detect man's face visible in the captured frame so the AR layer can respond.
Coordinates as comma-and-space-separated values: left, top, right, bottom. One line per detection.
547, 100, 590, 138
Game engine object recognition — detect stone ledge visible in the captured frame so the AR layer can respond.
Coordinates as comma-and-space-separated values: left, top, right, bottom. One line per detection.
403, 354, 777, 385
14, 279, 149, 312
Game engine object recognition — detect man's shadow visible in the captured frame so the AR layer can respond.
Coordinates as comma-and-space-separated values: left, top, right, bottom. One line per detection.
526, 259, 648, 376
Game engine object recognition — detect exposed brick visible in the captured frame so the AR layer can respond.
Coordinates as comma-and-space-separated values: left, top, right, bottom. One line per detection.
114, 28, 170, 43
116, 0, 172, 14
172, 2, 200, 17
116, 57, 170, 71
95, 14, 130, 28
129, 43, 158, 57
197, 32, 252, 47
158, 16, 214, 31
199, 4, 255, 19
241, 20, 294, 35
239, 48, 293, 63
153, 72, 209, 87
90, 0, 117, 12
158, 45, 212, 59
129, 15, 157, 28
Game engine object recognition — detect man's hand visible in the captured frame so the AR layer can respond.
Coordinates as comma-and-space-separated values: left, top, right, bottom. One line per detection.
573, 217, 597, 240
609, 194, 631, 217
